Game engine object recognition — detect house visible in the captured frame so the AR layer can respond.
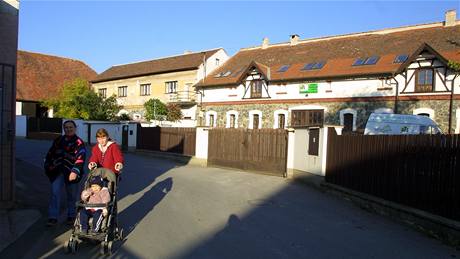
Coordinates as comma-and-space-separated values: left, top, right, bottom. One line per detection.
0, 0, 19, 207
195, 10, 460, 134
91, 48, 229, 127
16, 50, 97, 117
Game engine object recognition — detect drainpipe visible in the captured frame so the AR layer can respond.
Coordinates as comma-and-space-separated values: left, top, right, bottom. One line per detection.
394, 79, 399, 114
448, 74, 458, 134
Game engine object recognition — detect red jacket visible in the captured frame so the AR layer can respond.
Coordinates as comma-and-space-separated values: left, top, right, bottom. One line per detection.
89, 141, 124, 174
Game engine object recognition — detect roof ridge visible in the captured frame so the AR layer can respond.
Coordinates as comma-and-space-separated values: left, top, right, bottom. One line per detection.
110, 47, 223, 68
18, 50, 84, 62
241, 21, 459, 51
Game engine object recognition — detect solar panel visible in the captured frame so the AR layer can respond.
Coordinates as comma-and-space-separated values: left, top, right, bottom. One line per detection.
364, 56, 379, 65
302, 63, 315, 70
313, 61, 326, 69
394, 54, 408, 63
302, 61, 326, 71
277, 65, 290, 72
353, 58, 366, 66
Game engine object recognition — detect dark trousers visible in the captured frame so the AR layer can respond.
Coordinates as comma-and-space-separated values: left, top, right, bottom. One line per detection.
80, 209, 103, 231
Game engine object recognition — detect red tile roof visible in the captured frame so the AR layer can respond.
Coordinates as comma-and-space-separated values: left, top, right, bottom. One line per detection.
16, 51, 97, 102
196, 23, 460, 88
92, 48, 222, 83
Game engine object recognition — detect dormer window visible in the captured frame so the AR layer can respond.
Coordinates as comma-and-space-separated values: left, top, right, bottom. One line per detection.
353, 56, 380, 66
250, 80, 263, 98
415, 68, 434, 92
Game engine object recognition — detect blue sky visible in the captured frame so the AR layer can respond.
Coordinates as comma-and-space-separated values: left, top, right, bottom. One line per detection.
19, 0, 460, 73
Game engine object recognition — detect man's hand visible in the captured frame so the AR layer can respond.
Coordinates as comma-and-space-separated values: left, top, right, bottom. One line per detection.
69, 172, 78, 181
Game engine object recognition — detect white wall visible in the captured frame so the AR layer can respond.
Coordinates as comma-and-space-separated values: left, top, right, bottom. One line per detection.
195, 127, 209, 159
15, 115, 26, 137
287, 127, 331, 176
86, 122, 137, 147
64, 120, 137, 147
197, 49, 230, 81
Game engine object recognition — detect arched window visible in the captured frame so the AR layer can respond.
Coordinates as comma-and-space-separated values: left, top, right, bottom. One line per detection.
343, 113, 354, 132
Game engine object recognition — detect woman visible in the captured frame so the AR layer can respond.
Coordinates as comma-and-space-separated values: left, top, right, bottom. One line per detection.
88, 128, 124, 174
44, 120, 86, 226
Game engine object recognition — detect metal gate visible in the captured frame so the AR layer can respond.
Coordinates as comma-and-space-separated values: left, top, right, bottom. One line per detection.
208, 128, 288, 177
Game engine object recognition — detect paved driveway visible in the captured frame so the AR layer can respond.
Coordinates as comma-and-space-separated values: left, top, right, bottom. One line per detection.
4, 138, 459, 258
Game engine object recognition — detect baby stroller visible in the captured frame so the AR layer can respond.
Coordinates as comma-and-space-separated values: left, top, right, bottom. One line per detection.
64, 167, 123, 255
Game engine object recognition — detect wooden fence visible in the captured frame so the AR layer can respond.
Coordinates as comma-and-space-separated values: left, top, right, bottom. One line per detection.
326, 127, 460, 221
136, 126, 196, 156
208, 128, 288, 177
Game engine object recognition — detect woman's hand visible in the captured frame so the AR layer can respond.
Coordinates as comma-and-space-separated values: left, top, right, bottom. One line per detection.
88, 162, 97, 170
69, 172, 78, 181
115, 162, 123, 172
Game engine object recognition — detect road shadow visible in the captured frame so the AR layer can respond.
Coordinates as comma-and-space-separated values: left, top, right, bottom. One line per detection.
3, 138, 183, 258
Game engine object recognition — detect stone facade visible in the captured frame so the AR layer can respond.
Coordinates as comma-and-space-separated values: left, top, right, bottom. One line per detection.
201, 99, 460, 133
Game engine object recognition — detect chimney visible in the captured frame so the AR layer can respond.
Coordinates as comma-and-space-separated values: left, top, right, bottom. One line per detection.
290, 34, 299, 46
445, 9, 457, 26
262, 37, 269, 49
184, 50, 193, 54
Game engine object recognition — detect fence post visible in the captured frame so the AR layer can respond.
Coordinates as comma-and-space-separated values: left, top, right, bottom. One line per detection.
195, 127, 209, 160
286, 129, 295, 178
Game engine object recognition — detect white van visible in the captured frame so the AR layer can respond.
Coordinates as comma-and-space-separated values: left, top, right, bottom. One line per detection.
364, 113, 443, 135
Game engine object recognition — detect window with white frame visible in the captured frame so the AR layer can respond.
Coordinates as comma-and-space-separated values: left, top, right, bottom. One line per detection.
165, 81, 177, 93
140, 83, 151, 96
215, 58, 220, 66
249, 110, 262, 129
118, 86, 127, 97
226, 111, 238, 128
339, 108, 357, 132
413, 108, 435, 119
206, 111, 217, 127
98, 88, 107, 98
273, 110, 288, 129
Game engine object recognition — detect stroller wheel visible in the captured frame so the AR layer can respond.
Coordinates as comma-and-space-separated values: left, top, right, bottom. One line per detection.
70, 240, 78, 254
100, 241, 107, 255
64, 239, 78, 254
117, 227, 124, 241
64, 241, 70, 254
107, 241, 113, 255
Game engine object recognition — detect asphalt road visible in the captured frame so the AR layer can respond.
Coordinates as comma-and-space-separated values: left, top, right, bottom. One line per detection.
3, 138, 459, 259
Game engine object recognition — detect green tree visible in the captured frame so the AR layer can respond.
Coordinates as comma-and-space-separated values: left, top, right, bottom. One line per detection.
448, 60, 460, 72
43, 78, 120, 121
166, 103, 183, 122
144, 98, 167, 121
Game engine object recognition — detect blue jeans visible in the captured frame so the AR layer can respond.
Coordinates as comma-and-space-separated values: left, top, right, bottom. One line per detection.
48, 174, 79, 219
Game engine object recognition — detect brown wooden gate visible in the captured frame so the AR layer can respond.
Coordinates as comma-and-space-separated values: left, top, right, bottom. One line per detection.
136, 126, 196, 156
208, 128, 288, 177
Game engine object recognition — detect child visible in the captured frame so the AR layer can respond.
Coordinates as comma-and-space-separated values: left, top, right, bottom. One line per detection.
79, 176, 110, 234
88, 128, 124, 174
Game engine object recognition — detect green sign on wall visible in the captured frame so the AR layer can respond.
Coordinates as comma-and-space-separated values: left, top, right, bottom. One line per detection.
299, 83, 318, 94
